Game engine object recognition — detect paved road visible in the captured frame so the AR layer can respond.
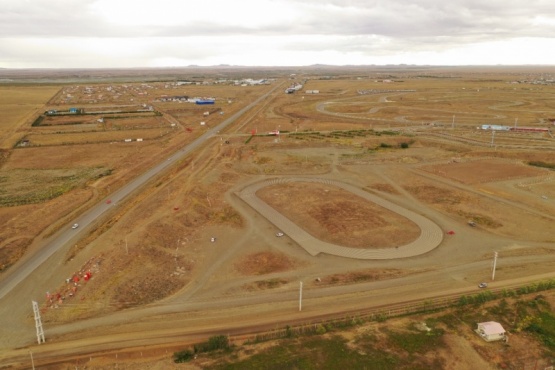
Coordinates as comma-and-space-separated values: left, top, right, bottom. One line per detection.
0, 83, 282, 302
237, 177, 444, 259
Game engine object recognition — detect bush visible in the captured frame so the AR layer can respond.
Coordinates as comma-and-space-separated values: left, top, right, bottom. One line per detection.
194, 335, 230, 353
315, 324, 327, 335
528, 161, 555, 170
175, 334, 231, 361
173, 349, 194, 363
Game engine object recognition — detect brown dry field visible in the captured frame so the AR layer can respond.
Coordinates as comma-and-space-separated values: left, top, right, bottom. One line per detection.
258, 182, 420, 248
0, 67, 554, 368
0, 85, 60, 149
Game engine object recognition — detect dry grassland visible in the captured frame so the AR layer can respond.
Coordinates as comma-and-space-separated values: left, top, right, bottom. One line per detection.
1, 69, 555, 368
420, 159, 546, 184
290, 76, 555, 130
0, 85, 59, 149
25, 128, 175, 146
258, 182, 420, 248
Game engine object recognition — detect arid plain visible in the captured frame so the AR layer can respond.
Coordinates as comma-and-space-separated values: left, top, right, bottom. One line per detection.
0, 66, 554, 368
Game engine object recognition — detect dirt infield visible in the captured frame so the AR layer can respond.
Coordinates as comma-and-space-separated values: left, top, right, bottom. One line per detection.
238, 177, 444, 259
257, 181, 420, 248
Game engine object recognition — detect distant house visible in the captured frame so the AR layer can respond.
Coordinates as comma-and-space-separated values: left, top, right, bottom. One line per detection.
196, 99, 215, 105
476, 322, 506, 342
481, 124, 510, 131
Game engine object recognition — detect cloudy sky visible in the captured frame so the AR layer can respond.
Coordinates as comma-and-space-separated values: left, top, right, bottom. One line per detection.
1, 0, 555, 68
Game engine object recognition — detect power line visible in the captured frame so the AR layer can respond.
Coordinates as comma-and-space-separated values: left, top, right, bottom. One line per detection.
32, 301, 45, 344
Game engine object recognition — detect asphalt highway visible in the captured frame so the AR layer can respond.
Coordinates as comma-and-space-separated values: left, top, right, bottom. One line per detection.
0, 82, 281, 302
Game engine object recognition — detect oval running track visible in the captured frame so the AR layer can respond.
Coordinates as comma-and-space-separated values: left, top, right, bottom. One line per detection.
237, 177, 444, 259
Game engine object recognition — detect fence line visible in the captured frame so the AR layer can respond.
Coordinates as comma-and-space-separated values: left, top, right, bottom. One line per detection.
238, 278, 555, 344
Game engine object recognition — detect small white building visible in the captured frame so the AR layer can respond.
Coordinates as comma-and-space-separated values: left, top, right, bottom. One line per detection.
476, 321, 506, 342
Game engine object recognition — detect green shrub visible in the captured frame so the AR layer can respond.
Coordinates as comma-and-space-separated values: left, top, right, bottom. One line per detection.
194, 335, 230, 353
315, 324, 327, 335
528, 161, 555, 170
173, 349, 194, 363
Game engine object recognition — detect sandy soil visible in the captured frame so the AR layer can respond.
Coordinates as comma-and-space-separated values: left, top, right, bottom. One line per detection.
258, 181, 420, 248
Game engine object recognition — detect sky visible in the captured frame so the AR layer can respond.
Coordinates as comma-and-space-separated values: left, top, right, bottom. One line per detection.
1, 0, 555, 68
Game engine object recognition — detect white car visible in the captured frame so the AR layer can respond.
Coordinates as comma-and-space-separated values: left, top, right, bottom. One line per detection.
72, 223, 79, 229
478, 282, 488, 288
276, 232, 284, 237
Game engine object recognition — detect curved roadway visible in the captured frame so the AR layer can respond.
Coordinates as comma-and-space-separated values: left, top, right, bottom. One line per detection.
237, 177, 444, 259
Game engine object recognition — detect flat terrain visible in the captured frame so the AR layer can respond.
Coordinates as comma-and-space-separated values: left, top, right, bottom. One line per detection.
258, 181, 420, 248
0, 66, 554, 368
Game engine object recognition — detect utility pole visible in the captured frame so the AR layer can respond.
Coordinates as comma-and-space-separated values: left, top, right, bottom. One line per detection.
29, 350, 35, 370
492, 252, 498, 281
490, 130, 495, 147
299, 281, 303, 312
32, 301, 45, 344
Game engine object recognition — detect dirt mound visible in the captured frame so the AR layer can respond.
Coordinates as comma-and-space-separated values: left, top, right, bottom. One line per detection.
235, 251, 297, 275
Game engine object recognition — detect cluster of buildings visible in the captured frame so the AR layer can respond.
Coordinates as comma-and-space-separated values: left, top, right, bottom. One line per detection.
285, 83, 303, 94
176, 78, 271, 86
357, 89, 416, 95
46, 107, 83, 115
479, 124, 549, 133
157, 96, 215, 104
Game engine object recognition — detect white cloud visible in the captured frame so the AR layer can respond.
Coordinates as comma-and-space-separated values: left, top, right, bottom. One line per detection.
0, 0, 554, 67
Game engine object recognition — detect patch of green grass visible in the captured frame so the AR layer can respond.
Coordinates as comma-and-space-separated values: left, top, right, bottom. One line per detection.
526, 311, 555, 350
386, 328, 445, 355
0, 167, 110, 206
528, 161, 555, 170
185, 291, 555, 369
209, 336, 399, 370
174, 335, 232, 363
378, 130, 400, 136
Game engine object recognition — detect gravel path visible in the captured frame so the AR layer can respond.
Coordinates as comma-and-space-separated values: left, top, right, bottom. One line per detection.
237, 177, 444, 259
